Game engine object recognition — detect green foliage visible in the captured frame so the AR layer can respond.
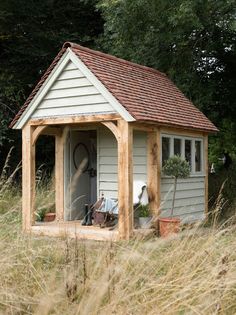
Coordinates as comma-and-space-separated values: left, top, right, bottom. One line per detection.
162, 156, 190, 217
209, 160, 236, 219
99, 0, 236, 157
138, 204, 150, 217
162, 155, 190, 179
209, 119, 236, 164
35, 207, 47, 222
0, 0, 103, 149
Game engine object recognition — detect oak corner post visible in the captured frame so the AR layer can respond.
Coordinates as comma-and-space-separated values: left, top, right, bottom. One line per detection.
55, 131, 64, 222
147, 128, 161, 222
204, 134, 209, 219
22, 124, 36, 232
117, 120, 133, 240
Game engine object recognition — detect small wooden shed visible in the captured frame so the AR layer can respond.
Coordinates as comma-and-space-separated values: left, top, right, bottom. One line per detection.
11, 42, 218, 240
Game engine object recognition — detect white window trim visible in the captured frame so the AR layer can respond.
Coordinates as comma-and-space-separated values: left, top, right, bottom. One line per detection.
161, 134, 205, 176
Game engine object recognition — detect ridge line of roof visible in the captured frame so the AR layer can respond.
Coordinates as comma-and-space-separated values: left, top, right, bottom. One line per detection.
63, 42, 167, 78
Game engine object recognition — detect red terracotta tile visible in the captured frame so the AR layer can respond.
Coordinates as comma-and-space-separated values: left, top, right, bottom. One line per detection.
10, 42, 218, 133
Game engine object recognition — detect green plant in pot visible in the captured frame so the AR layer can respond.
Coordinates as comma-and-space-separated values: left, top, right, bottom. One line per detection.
35, 203, 56, 222
159, 155, 190, 237
138, 204, 152, 229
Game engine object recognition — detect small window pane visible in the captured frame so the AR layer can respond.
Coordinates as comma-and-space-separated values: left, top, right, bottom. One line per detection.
185, 140, 192, 169
174, 138, 181, 156
162, 137, 170, 166
195, 141, 201, 172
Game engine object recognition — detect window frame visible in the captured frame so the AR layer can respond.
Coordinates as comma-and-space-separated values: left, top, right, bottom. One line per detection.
161, 134, 204, 176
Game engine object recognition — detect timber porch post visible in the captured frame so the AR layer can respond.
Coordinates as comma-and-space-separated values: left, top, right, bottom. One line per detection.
22, 124, 36, 231
204, 134, 209, 219
147, 128, 161, 223
55, 129, 65, 222
118, 120, 133, 240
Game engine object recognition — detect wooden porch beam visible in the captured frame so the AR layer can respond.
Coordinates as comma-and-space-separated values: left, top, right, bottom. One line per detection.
41, 127, 62, 137
22, 124, 36, 231
29, 114, 121, 126
160, 126, 205, 138
117, 120, 133, 240
131, 122, 156, 132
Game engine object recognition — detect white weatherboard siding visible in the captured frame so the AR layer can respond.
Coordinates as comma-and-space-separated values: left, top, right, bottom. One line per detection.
32, 60, 116, 119
160, 176, 205, 222
98, 128, 147, 199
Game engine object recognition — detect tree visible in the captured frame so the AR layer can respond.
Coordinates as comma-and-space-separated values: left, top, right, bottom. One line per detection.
162, 156, 190, 217
99, 0, 236, 157
0, 0, 103, 150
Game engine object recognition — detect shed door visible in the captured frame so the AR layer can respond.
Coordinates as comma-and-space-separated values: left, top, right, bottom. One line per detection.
64, 130, 97, 221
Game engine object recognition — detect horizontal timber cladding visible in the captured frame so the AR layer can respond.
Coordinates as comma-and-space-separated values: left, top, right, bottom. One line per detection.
31, 60, 116, 119
98, 127, 147, 199
160, 176, 206, 222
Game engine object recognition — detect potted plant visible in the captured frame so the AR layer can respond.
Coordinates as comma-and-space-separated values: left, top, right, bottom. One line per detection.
159, 155, 190, 237
36, 203, 56, 222
35, 207, 47, 222
138, 204, 152, 229
43, 211, 56, 222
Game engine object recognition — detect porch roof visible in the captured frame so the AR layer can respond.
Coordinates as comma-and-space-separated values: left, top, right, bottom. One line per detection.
10, 42, 218, 133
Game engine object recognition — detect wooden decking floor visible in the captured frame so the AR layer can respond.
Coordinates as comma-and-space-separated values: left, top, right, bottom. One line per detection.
30, 221, 156, 241
32, 221, 118, 241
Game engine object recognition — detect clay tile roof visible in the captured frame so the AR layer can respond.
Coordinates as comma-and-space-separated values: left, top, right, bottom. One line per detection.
10, 42, 218, 132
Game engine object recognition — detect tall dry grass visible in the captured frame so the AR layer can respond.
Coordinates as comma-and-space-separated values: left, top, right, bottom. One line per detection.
0, 151, 236, 314
0, 186, 236, 314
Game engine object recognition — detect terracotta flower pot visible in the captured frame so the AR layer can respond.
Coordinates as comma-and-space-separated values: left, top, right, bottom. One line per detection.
43, 212, 56, 222
159, 217, 180, 237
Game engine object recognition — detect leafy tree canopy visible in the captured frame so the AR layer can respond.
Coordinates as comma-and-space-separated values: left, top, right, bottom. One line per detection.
162, 155, 191, 179
0, 0, 103, 148
99, 0, 236, 158
0, 0, 235, 166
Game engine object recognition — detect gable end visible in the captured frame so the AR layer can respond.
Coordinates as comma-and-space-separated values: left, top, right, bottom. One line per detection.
12, 49, 135, 129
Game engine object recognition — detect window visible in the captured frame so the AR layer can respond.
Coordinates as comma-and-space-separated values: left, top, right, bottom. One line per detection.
195, 140, 201, 172
174, 138, 181, 156
162, 137, 170, 166
185, 139, 192, 170
161, 134, 203, 174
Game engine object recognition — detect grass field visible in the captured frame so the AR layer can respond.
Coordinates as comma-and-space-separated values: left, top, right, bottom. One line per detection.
0, 188, 236, 315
